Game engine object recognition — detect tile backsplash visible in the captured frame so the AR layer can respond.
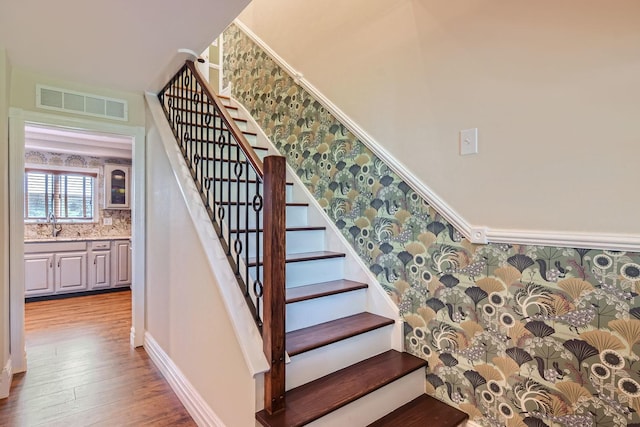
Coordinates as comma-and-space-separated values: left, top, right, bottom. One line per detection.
24, 150, 131, 240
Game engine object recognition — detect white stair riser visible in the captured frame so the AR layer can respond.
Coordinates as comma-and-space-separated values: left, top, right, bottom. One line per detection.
176, 125, 257, 148
286, 257, 344, 287
203, 181, 293, 204
165, 107, 247, 130
214, 179, 290, 202
286, 289, 367, 332
286, 326, 393, 390
227, 204, 308, 230
306, 369, 425, 427
249, 257, 345, 288
233, 229, 325, 258
206, 144, 268, 162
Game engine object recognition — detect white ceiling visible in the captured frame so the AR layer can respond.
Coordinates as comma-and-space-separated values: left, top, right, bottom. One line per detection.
0, 0, 251, 92
25, 124, 134, 159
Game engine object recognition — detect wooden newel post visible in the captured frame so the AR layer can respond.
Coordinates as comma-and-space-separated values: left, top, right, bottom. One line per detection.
262, 155, 287, 414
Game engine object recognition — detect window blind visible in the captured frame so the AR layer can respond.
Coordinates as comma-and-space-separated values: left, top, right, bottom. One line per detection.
25, 170, 96, 220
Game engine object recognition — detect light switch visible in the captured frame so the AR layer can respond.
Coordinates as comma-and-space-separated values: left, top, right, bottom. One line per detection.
103, 217, 113, 226
460, 128, 478, 155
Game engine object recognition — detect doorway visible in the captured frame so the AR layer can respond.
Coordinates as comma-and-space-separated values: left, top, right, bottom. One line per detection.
8, 108, 146, 374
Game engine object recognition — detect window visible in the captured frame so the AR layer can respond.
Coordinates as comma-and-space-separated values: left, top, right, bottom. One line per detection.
25, 169, 96, 221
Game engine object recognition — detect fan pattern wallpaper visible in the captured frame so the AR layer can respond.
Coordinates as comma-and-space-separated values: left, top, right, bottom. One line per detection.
224, 24, 640, 427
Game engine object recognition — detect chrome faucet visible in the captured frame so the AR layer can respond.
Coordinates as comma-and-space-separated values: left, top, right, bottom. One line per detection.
47, 212, 62, 238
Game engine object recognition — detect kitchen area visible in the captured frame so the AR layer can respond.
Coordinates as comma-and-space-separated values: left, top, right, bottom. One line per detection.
22, 124, 133, 300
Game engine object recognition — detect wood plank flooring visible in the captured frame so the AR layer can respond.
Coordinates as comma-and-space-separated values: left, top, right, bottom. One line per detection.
0, 291, 195, 426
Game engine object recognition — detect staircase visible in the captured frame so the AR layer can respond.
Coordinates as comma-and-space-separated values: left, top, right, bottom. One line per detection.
159, 62, 468, 427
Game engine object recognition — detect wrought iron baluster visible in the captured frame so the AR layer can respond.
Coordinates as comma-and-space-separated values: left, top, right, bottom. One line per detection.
253, 179, 263, 324
244, 159, 251, 295
203, 102, 212, 210
224, 129, 232, 255
216, 111, 225, 239
233, 138, 243, 276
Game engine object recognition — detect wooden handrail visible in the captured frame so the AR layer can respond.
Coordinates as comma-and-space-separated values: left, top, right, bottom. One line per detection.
185, 61, 265, 177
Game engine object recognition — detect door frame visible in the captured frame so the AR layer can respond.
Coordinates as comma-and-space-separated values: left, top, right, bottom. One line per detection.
8, 108, 146, 373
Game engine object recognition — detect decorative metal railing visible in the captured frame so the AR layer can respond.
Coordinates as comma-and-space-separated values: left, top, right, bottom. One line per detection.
158, 61, 286, 414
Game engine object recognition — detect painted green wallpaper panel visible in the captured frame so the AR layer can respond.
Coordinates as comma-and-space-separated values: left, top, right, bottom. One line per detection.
224, 23, 640, 427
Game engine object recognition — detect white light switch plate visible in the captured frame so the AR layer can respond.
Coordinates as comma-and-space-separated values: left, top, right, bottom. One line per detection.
103, 217, 112, 226
460, 128, 478, 155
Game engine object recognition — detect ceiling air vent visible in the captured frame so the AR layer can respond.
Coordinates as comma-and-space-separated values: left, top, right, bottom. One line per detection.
36, 84, 128, 121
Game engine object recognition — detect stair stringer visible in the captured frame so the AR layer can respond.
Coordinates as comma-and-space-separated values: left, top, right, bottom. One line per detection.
145, 92, 269, 378
230, 97, 403, 349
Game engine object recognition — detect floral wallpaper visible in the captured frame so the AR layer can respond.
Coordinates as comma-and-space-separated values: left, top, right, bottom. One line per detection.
223, 24, 640, 427
24, 150, 131, 240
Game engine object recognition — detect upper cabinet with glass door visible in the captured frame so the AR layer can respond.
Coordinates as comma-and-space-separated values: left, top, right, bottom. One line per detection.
104, 164, 130, 209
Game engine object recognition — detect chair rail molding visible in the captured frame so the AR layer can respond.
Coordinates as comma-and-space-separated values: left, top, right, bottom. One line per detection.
232, 18, 640, 253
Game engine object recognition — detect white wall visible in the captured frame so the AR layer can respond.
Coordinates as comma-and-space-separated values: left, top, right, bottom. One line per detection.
0, 48, 11, 388
238, 0, 640, 235
145, 115, 257, 426
10, 68, 145, 127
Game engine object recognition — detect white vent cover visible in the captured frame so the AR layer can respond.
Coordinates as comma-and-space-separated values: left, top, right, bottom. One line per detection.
36, 84, 128, 121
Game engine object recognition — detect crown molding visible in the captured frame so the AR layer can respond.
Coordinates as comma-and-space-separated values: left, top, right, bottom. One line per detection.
232, 19, 640, 253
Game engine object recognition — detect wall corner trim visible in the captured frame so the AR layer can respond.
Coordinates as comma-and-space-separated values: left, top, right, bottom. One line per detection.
0, 357, 13, 399
144, 333, 225, 427
232, 19, 640, 252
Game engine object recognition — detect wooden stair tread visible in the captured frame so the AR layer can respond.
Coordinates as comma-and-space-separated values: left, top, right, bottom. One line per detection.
248, 251, 345, 267
215, 201, 309, 206
286, 279, 368, 303
206, 179, 293, 186
286, 312, 393, 356
189, 137, 264, 147
164, 90, 231, 103
255, 350, 426, 427
367, 394, 469, 427
166, 104, 241, 113
230, 226, 325, 233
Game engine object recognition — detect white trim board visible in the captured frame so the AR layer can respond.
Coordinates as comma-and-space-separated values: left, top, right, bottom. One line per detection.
232, 19, 640, 253
0, 358, 12, 399
8, 108, 146, 376
144, 333, 225, 427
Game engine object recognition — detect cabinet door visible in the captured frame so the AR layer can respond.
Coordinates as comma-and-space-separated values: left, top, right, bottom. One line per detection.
105, 165, 130, 209
90, 251, 111, 289
113, 241, 131, 287
24, 254, 54, 296
55, 252, 88, 293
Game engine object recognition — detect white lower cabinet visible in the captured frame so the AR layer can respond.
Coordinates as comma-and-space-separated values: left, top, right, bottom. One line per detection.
54, 252, 88, 293
90, 251, 111, 289
112, 240, 132, 287
24, 253, 55, 296
25, 238, 130, 298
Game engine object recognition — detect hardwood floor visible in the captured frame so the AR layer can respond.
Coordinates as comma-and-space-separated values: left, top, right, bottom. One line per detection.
0, 290, 195, 426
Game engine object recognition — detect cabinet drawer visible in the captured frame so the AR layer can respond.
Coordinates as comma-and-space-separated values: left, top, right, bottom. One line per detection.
91, 241, 111, 250
25, 241, 87, 253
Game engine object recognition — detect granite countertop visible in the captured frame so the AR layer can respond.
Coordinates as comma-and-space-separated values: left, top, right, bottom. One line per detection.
24, 236, 131, 243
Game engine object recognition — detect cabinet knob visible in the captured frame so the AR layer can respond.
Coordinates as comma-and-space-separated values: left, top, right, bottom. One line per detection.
57, 260, 60, 268
49, 261, 52, 268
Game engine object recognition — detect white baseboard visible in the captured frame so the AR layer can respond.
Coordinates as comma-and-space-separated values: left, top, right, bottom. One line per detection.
144, 332, 225, 427
232, 19, 640, 253
130, 326, 144, 348
0, 357, 13, 399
